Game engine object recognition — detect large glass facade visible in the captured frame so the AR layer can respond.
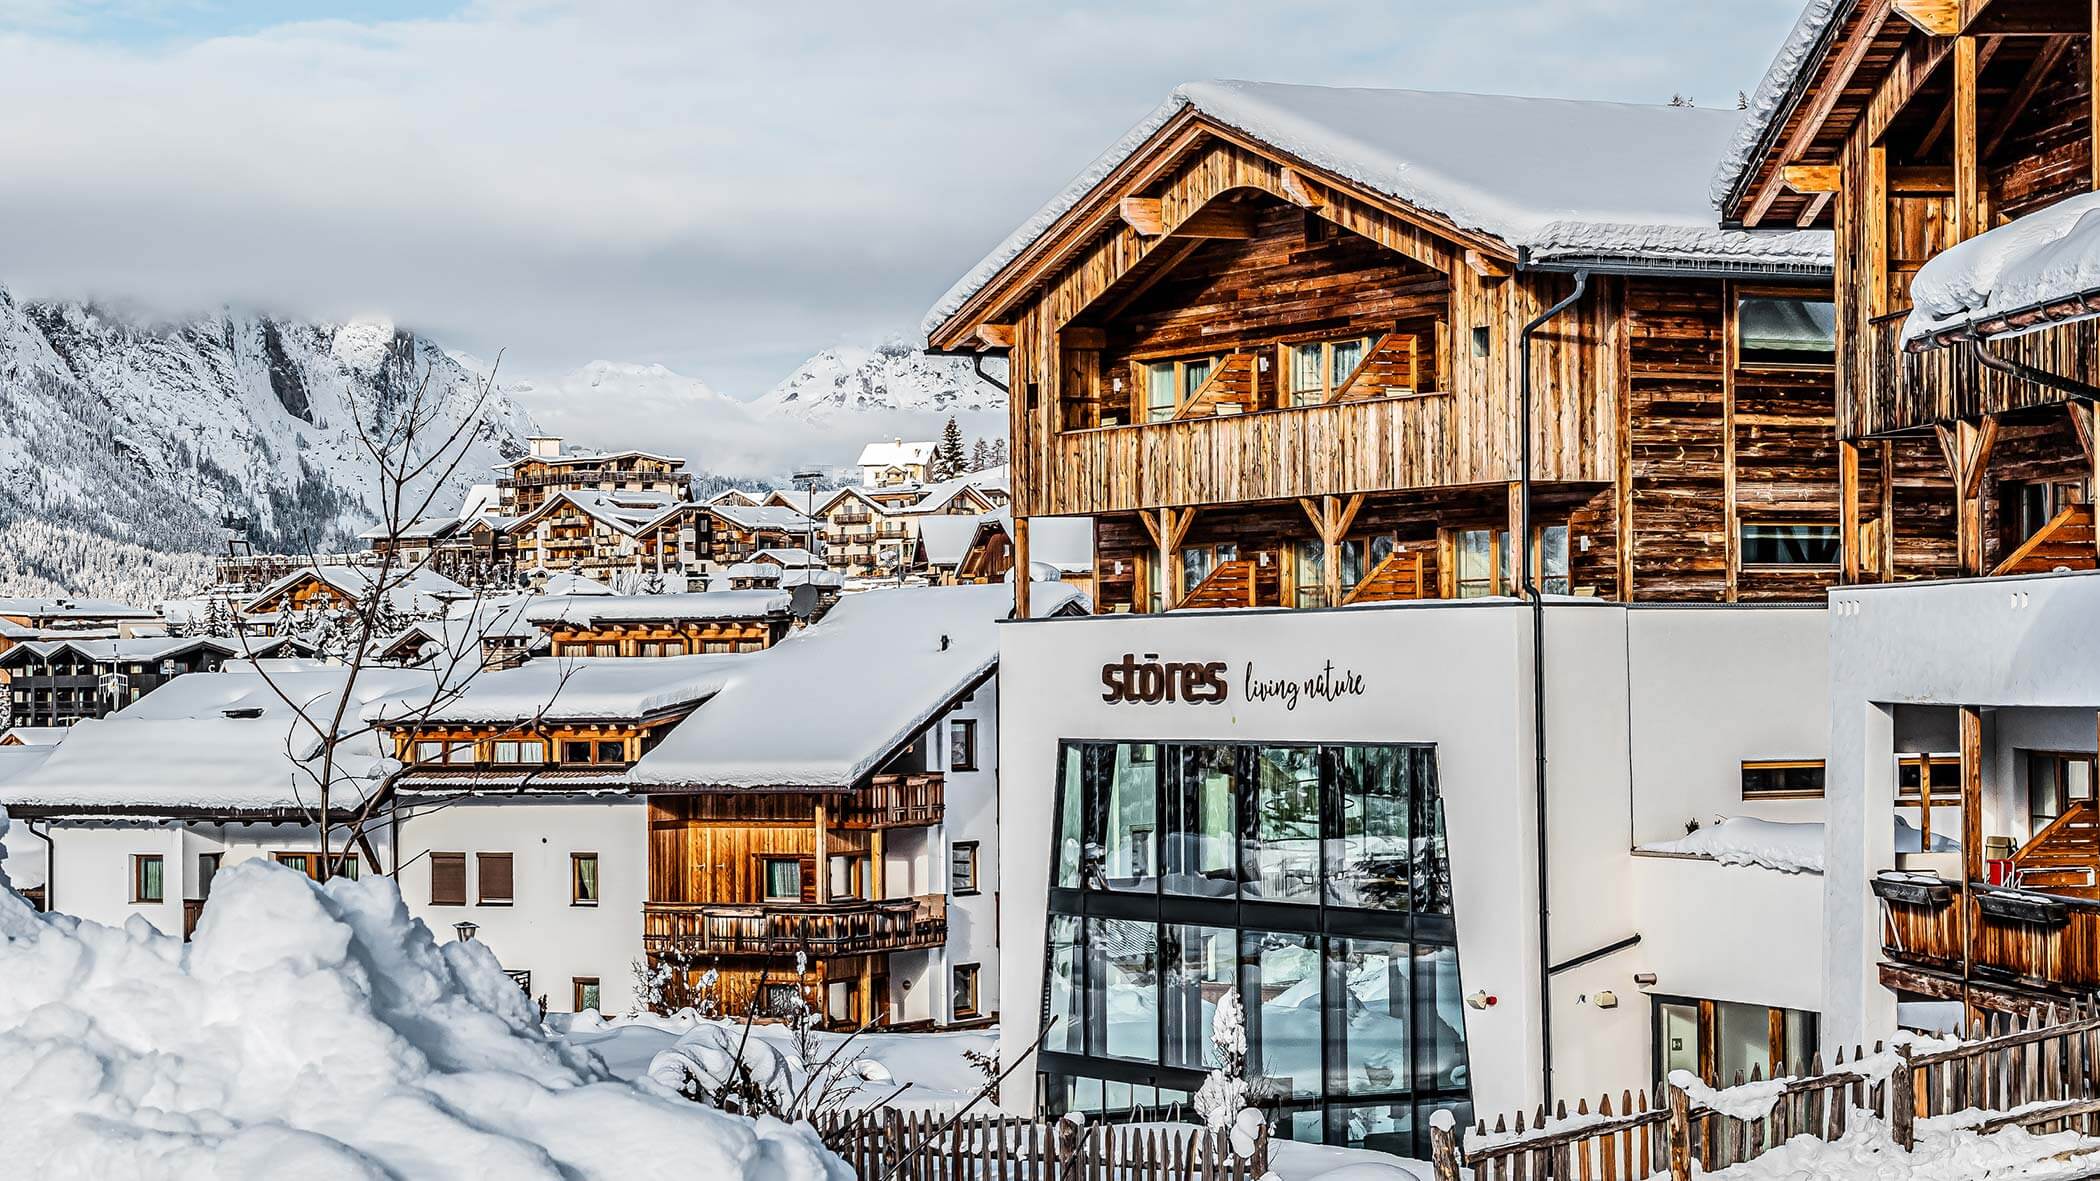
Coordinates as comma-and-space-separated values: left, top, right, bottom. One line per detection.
1041, 741, 1468, 1158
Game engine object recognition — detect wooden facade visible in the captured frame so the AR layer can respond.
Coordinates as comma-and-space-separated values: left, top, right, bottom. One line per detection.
930, 113, 1860, 610
1724, 0, 2100, 578
509, 498, 709, 585
499, 451, 690, 516
541, 614, 789, 658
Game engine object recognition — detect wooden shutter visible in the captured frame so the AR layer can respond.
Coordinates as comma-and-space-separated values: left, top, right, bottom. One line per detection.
799, 855, 817, 903
430, 852, 466, 906
478, 853, 514, 903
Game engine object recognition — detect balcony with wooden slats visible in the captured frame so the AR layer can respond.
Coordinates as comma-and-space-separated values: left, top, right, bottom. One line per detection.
832, 772, 944, 829
642, 894, 947, 958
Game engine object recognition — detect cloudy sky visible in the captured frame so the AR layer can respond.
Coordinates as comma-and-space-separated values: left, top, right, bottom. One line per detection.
0, 0, 1806, 399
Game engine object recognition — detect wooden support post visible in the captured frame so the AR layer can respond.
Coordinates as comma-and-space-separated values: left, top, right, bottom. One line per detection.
1840, 440, 1862, 583
1160, 508, 1180, 611
858, 955, 874, 1027
1012, 515, 1031, 620
1938, 417, 2000, 575
870, 829, 886, 900
1666, 1081, 1694, 1181
1955, 36, 1983, 242
2093, 0, 2100, 191
1891, 1044, 1917, 1150
1322, 495, 1341, 607
1428, 1119, 1462, 1181
1961, 707, 1985, 884
814, 801, 830, 904
1919, 752, 1934, 850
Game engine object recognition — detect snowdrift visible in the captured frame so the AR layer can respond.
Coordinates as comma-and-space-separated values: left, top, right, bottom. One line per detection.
0, 853, 849, 1180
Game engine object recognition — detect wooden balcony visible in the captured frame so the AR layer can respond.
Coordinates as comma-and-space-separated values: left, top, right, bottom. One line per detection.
1876, 872, 2100, 995
642, 895, 947, 957
833, 772, 943, 829
1861, 314, 2100, 439
1031, 394, 1466, 517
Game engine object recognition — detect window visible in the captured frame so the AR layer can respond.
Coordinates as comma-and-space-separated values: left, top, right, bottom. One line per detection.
1741, 760, 1827, 800
415, 740, 473, 765
493, 740, 546, 765
430, 852, 467, 906
2004, 479, 2087, 545
950, 719, 978, 772
1293, 539, 1364, 608
2029, 752, 2097, 833
1282, 336, 1375, 406
1178, 542, 1239, 598
571, 853, 600, 906
1245, 746, 1322, 903
478, 853, 514, 905
1139, 356, 1222, 422
132, 854, 164, 904
596, 740, 626, 764
951, 842, 980, 895
573, 977, 602, 1013
591, 642, 618, 657
1896, 754, 1962, 801
1740, 523, 1841, 567
1737, 297, 1836, 365
762, 857, 804, 901
953, 963, 981, 1018
198, 852, 221, 900
1451, 526, 1568, 598
561, 741, 593, 765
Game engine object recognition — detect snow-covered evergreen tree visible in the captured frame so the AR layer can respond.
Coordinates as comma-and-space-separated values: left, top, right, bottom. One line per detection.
1193, 989, 1255, 1131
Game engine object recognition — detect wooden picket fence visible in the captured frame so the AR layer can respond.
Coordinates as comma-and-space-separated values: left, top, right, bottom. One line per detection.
815, 1109, 1269, 1181
1432, 1006, 2100, 1181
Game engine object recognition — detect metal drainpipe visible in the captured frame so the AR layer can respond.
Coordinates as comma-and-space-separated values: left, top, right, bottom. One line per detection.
1518, 267, 1589, 1108
24, 817, 55, 912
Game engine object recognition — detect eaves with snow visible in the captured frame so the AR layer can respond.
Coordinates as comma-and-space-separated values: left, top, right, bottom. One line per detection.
925, 80, 1833, 342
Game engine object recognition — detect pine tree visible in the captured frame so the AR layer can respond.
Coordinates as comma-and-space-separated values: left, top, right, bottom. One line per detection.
1736, 89, 1749, 110
933, 416, 967, 481
1668, 93, 1695, 108
989, 438, 1008, 466
970, 438, 992, 472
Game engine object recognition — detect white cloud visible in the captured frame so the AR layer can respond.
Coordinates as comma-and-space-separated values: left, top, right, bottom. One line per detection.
0, 0, 1806, 394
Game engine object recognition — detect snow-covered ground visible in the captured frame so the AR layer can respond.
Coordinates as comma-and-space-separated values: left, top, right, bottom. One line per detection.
0, 852, 846, 1179
1693, 1111, 2100, 1180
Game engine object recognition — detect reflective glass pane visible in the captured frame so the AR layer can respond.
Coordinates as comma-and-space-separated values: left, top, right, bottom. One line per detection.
1087, 744, 1158, 891
1329, 1101, 1413, 1153
1326, 747, 1411, 910
1165, 746, 1238, 897
1457, 530, 1492, 597
1328, 937, 1411, 1095
1738, 297, 1835, 363
1411, 751, 1454, 914
1339, 538, 1365, 590
1244, 930, 1321, 1098
1330, 338, 1368, 389
1541, 525, 1570, 596
1181, 547, 1213, 597
1412, 944, 1470, 1092
1089, 918, 1158, 1060
1147, 363, 1177, 422
1055, 746, 1086, 889
1244, 746, 1321, 903
1182, 358, 1215, 400
1291, 344, 1323, 405
1163, 923, 1237, 1069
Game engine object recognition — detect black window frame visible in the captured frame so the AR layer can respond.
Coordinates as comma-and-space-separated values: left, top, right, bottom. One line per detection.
1039, 739, 1469, 1158
951, 841, 980, 896
950, 718, 979, 772
1740, 760, 1827, 801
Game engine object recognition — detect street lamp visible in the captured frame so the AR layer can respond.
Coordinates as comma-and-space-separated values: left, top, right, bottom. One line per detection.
453, 920, 479, 943
792, 469, 825, 570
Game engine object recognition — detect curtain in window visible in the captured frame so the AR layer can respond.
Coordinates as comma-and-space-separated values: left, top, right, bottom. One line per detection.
1181, 358, 1214, 401
1146, 364, 1177, 422
1329, 338, 1368, 392
574, 855, 599, 902
137, 857, 163, 902
1291, 344, 1324, 406
765, 859, 802, 900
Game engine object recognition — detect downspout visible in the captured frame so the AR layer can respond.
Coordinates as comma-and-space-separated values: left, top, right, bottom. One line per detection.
1518, 267, 1590, 1107
1961, 335, 2100, 402
972, 353, 1010, 395
24, 817, 55, 912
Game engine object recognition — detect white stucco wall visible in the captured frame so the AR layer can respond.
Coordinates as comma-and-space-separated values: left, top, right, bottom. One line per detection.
395, 795, 646, 1014
40, 819, 365, 935
1825, 571, 2100, 1049
995, 599, 1829, 1117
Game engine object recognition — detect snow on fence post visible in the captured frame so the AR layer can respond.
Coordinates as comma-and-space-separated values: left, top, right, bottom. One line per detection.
1426, 1110, 1461, 1181
1890, 1043, 1916, 1150
1665, 1080, 1694, 1181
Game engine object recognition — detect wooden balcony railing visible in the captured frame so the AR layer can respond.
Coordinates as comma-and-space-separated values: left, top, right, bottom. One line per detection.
1034, 394, 1460, 517
1876, 872, 2100, 993
643, 895, 947, 957
833, 772, 944, 829
1862, 313, 2100, 438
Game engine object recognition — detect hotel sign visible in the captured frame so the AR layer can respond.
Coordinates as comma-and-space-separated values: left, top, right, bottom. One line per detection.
1100, 653, 1367, 711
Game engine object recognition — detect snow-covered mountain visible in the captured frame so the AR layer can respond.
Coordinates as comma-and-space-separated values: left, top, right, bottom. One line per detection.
752, 339, 1005, 422
0, 288, 535, 602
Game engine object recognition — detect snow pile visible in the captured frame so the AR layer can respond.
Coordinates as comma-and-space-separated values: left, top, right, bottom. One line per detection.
1638, 816, 1824, 874
1710, 0, 1848, 209
648, 1022, 803, 1107
0, 860, 849, 1180
1692, 1110, 2099, 1180
1904, 192, 2100, 343
1671, 1069, 1790, 1122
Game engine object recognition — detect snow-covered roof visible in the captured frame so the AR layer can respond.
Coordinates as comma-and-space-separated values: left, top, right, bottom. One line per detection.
356, 515, 459, 542
1004, 511, 1093, 573
514, 489, 695, 537
0, 596, 159, 622
857, 440, 935, 468
751, 548, 819, 568
0, 726, 70, 747
523, 591, 792, 628
630, 582, 1084, 789
1710, 0, 1848, 210
708, 504, 816, 533
900, 473, 1003, 516
530, 570, 615, 596
504, 447, 685, 470
917, 515, 983, 567
1638, 816, 1824, 874
364, 654, 738, 726
0, 636, 240, 667
705, 488, 764, 507
0, 664, 440, 815
245, 565, 470, 614
382, 596, 545, 668
927, 81, 1832, 338
1902, 191, 2100, 347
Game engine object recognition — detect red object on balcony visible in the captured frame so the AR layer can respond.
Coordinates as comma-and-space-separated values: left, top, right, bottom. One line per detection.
1988, 858, 2016, 886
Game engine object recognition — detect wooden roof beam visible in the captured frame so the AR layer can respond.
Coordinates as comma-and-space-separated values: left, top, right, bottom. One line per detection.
974, 324, 1014, 349
1119, 196, 1165, 236
1744, 2, 1894, 226
1173, 204, 1258, 239
1893, 0, 1959, 36
1278, 166, 1326, 212
1982, 35, 2071, 161
1796, 190, 1836, 226
1782, 164, 1841, 193
1464, 249, 1515, 281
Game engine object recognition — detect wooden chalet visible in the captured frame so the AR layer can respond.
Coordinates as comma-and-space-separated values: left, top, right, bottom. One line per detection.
242, 565, 469, 619
0, 637, 244, 726
1721, 0, 2100, 1016
1720, 0, 2100, 581
927, 82, 1864, 614
522, 591, 794, 657
705, 503, 820, 566
498, 436, 692, 517
507, 491, 710, 586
